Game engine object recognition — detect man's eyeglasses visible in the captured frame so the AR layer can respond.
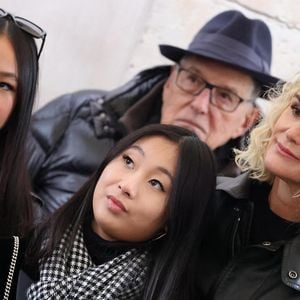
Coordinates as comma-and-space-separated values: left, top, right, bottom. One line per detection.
175, 65, 254, 112
0, 8, 46, 59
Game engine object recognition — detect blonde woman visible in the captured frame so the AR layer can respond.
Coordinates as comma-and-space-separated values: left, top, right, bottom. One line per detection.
197, 76, 300, 299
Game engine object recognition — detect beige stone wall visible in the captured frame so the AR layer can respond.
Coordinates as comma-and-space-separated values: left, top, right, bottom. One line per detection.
2, 0, 300, 109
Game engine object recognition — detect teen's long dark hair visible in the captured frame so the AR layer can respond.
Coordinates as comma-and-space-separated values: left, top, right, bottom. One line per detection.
27, 124, 216, 299
0, 19, 39, 236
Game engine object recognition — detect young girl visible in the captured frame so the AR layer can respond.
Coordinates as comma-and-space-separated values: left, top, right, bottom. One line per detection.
26, 124, 216, 299
0, 8, 46, 300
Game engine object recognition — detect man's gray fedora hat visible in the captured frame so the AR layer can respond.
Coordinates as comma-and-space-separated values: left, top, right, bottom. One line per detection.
159, 10, 280, 93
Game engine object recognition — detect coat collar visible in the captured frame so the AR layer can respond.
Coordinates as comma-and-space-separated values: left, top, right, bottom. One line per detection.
216, 172, 251, 199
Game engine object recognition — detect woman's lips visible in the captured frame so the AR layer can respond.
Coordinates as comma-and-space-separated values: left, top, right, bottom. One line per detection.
277, 142, 299, 160
107, 195, 127, 213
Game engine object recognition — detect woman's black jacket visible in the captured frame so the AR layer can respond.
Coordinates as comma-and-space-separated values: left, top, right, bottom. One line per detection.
197, 173, 300, 299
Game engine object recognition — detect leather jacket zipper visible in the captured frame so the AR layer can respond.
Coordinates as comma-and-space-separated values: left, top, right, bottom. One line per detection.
231, 207, 241, 256
208, 206, 242, 298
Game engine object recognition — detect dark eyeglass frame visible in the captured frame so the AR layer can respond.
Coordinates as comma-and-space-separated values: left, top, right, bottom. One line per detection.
176, 65, 255, 112
0, 8, 46, 59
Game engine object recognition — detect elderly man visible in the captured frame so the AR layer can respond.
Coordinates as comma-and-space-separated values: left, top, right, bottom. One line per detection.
28, 10, 279, 213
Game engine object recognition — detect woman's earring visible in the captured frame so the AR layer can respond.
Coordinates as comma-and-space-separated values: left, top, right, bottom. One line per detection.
151, 228, 167, 242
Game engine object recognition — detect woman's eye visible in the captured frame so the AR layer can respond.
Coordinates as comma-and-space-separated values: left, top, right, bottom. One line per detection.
291, 104, 300, 116
122, 154, 134, 168
149, 179, 165, 192
0, 82, 14, 91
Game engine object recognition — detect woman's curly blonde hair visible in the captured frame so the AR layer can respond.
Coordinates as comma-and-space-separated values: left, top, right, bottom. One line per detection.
235, 74, 300, 183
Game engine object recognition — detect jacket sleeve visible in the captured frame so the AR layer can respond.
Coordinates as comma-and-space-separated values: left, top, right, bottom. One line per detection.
27, 93, 74, 181
27, 90, 105, 184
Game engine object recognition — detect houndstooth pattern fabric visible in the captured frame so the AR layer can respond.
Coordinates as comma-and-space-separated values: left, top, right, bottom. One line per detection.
27, 227, 149, 299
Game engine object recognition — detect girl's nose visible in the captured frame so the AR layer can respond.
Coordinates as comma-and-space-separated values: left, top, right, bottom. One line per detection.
118, 184, 130, 198
118, 178, 137, 198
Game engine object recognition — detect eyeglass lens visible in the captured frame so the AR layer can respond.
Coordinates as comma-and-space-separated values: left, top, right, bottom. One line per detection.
14, 17, 45, 38
177, 68, 241, 111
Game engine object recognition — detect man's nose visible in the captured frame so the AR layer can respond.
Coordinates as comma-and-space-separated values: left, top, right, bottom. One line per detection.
190, 88, 211, 114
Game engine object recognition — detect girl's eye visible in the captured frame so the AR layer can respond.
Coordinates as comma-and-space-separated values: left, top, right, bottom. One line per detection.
149, 179, 165, 192
0, 82, 14, 91
122, 154, 134, 168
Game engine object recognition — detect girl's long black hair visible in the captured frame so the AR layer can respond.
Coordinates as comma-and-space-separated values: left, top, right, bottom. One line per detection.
27, 124, 216, 299
0, 18, 39, 236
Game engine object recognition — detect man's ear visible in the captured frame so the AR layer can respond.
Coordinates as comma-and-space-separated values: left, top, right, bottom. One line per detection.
231, 106, 261, 139
163, 65, 176, 96
163, 64, 177, 92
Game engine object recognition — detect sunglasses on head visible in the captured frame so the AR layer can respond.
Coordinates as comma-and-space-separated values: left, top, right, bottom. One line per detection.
0, 8, 46, 59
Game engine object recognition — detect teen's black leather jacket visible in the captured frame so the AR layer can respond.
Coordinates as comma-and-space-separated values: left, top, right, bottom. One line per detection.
197, 173, 300, 299
27, 65, 240, 214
